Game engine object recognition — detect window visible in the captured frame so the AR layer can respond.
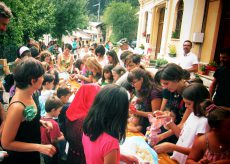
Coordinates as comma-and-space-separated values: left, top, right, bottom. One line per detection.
172, 0, 184, 39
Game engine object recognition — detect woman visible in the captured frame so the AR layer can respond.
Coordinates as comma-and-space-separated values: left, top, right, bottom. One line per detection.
106, 50, 119, 67
65, 84, 101, 164
39, 50, 54, 70
1, 58, 56, 164
127, 68, 162, 134
57, 43, 74, 73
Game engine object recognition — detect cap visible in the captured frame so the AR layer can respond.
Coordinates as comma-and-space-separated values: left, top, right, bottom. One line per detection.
117, 38, 128, 46
19, 46, 30, 57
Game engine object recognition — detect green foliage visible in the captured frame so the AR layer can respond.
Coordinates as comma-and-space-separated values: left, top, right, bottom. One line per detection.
171, 31, 179, 39
0, 0, 56, 61
87, 0, 139, 19
103, 2, 138, 42
51, 0, 88, 42
155, 58, 168, 68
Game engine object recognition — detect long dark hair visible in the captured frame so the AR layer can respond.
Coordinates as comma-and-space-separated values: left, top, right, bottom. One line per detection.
127, 68, 161, 98
101, 64, 114, 83
182, 83, 210, 117
161, 63, 188, 81
83, 84, 129, 142
106, 50, 119, 66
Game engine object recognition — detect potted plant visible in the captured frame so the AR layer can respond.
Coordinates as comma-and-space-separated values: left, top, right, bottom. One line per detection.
199, 64, 207, 75
168, 44, 176, 57
155, 58, 168, 68
171, 31, 179, 39
142, 31, 146, 37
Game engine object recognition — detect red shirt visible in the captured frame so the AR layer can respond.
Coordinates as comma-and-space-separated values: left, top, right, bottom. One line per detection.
40, 117, 62, 145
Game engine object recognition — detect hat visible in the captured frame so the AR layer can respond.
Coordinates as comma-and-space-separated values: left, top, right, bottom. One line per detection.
19, 46, 30, 57
118, 38, 128, 46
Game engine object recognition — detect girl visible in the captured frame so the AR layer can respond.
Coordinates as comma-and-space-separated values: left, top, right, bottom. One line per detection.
99, 64, 114, 86
77, 57, 102, 83
106, 50, 119, 67
82, 84, 138, 164
40, 50, 54, 70
1, 58, 56, 164
154, 83, 210, 164
112, 65, 126, 83
95, 45, 108, 67
186, 104, 230, 163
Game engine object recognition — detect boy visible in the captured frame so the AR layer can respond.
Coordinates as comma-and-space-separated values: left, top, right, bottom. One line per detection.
41, 96, 64, 164
39, 73, 55, 116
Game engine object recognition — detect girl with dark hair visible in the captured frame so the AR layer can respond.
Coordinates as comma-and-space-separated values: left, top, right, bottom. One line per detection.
1, 58, 56, 164
82, 84, 138, 164
160, 63, 190, 125
106, 50, 119, 67
154, 83, 210, 164
99, 64, 114, 86
112, 65, 126, 83
127, 68, 162, 134
95, 45, 108, 67
187, 104, 230, 163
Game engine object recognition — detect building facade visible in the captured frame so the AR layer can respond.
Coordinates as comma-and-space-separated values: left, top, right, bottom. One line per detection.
137, 0, 230, 64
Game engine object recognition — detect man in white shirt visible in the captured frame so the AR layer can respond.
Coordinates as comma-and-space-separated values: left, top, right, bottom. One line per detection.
179, 40, 198, 73
117, 38, 133, 67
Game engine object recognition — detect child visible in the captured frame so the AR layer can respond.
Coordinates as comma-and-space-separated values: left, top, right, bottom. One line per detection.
186, 103, 230, 163
41, 96, 64, 164
57, 86, 72, 136
127, 114, 142, 133
154, 83, 210, 164
82, 84, 137, 164
112, 65, 126, 83
98, 64, 114, 86
39, 73, 55, 116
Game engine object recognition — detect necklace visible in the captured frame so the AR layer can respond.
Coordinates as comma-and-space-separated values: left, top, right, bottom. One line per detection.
174, 92, 180, 98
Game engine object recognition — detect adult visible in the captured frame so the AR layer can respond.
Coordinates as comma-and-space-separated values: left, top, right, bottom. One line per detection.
65, 84, 100, 164
127, 68, 162, 134
106, 50, 119, 67
1, 58, 56, 164
209, 48, 230, 107
117, 38, 133, 67
116, 54, 142, 86
178, 40, 198, 73
57, 43, 74, 73
0, 2, 12, 32
95, 45, 108, 67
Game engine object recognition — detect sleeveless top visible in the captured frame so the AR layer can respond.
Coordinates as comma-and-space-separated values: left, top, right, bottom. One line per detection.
6, 101, 41, 164
201, 133, 230, 162
60, 54, 71, 72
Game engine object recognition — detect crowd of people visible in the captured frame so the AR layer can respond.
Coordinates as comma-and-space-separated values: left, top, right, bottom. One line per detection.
0, 2, 230, 164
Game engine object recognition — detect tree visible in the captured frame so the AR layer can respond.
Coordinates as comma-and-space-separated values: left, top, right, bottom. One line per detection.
0, 0, 56, 61
103, 2, 138, 42
51, 0, 88, 43
87, 0, 139, 21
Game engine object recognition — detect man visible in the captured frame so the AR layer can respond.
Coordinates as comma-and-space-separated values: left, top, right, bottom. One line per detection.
117, 38, 133, 67
116, 53, 141, 85
0, 2, 12, 32
179, 40, 198, 73
209, 48, 230, 107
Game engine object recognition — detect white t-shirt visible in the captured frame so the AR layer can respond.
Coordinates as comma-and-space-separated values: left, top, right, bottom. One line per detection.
115, 72, 129, 86
171, 112, 209, 164
179, 52, 198, 70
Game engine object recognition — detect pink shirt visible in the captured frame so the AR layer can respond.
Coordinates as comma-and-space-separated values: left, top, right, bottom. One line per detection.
82, 132, 120, 164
